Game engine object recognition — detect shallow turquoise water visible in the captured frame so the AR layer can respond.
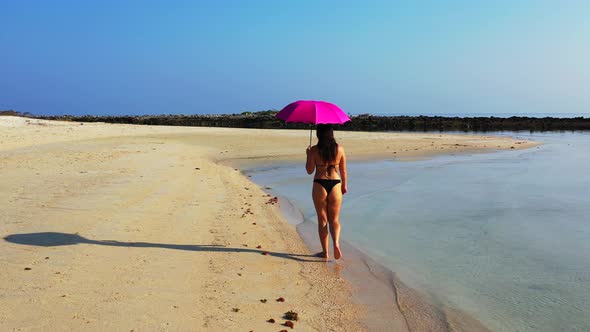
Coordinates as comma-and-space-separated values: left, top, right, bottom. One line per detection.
247, 132, 590, 332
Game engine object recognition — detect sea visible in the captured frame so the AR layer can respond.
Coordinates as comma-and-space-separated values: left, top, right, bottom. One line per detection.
246, 131, 590, 332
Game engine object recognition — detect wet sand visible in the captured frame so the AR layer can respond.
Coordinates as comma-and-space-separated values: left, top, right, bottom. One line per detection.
0, 116, 537, 331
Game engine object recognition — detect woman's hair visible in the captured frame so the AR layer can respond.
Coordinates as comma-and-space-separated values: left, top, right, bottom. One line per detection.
316, 124, 338, 163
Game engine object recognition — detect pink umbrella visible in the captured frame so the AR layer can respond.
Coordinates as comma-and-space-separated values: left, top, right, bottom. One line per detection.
276, 100, 350, 146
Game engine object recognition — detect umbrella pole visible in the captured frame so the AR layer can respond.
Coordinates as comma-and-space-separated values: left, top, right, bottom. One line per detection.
309, 125, 312, 147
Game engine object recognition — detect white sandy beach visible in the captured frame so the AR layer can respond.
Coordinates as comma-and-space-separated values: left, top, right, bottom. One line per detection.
0, 116, 537, 331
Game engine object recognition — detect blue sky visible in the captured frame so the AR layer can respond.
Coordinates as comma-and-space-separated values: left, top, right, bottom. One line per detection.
1, 1, 589, 116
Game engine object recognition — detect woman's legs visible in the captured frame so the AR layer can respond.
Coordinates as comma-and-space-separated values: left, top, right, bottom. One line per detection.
312, 182, 329, 258
327, 184, 343, 259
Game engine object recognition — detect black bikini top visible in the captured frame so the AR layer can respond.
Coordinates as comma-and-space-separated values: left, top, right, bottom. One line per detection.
316, 163, 339, 169
317, 163, 339, 177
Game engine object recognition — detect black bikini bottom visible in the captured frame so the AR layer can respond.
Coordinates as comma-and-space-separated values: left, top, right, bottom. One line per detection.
314, 179, 341, 194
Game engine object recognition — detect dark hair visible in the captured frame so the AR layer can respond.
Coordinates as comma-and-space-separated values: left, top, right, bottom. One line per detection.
316, 124, 338, 163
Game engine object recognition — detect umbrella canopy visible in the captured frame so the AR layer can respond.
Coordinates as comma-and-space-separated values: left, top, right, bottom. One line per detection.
276, 100, 350, 146
276, 100, 350, 125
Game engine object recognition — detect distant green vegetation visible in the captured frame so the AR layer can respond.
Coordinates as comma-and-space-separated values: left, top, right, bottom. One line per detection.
7, 110, 590, 131
0, 110, 19, 116
241, 110, 278, 116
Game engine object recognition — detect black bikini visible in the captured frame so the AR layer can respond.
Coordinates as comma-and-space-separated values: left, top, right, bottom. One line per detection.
314, 163, 341, 194
314, 179, 341, 194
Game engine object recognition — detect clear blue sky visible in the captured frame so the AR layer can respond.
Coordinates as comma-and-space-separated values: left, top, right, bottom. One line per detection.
1, 1, 589, 116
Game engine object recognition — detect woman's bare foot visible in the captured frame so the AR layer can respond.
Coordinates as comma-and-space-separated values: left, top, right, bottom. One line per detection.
314, 251, 329, 259
334, 245, 342, 260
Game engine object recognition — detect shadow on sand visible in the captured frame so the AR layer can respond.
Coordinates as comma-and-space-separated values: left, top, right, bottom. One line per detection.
3, 232, 325, 263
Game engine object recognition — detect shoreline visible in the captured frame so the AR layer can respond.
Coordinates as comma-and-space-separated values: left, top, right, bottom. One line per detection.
0, 116, 538, 331
245, 162, 493, 331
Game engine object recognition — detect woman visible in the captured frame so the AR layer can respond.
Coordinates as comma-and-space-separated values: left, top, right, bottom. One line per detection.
306, 124, 347, 260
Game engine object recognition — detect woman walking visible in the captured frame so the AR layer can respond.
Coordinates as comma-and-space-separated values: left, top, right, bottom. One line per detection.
305, 124, 347, 260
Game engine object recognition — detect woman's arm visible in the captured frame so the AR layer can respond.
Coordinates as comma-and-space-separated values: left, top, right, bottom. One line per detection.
339, 147, 347, 194
305, 146, 315, 175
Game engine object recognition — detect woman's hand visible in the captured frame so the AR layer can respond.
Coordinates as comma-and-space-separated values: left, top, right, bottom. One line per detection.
306, 146, 311, 155
341, 185, 348, 195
